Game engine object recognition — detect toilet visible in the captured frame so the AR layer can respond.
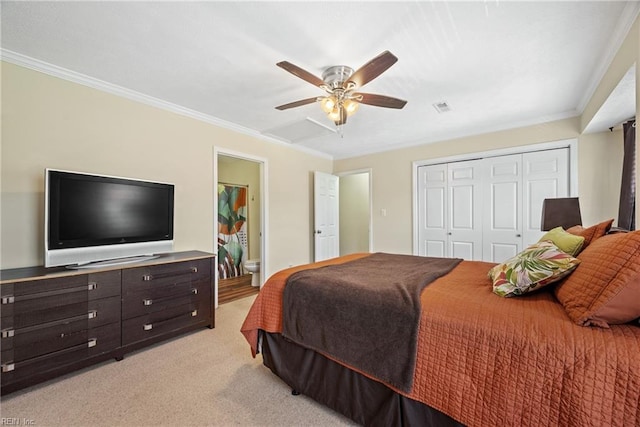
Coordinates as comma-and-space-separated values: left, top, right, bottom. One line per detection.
244, 259, 261, 287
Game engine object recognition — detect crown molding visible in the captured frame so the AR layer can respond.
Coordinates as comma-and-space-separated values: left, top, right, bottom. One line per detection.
0, 49, 333, 160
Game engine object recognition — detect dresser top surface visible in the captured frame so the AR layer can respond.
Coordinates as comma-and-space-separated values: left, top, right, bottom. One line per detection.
0, 251, 215, 284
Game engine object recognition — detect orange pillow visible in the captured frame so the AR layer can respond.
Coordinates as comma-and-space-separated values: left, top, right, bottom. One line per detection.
554, 230, 640, 327
566, 219, 614, 249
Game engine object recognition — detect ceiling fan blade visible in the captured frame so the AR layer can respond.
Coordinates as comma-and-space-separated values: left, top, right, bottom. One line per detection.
356, 93, 407, 109
277, 61, 325, 88
275, 97, 319, 111
347, 51, 398, 88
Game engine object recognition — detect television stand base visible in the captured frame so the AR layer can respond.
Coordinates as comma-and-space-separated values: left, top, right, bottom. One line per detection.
68, 254, 160, 269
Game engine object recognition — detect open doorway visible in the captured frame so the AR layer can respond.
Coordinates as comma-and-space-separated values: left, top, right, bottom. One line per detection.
338, 170, 372, 256
214, 148, 268, 307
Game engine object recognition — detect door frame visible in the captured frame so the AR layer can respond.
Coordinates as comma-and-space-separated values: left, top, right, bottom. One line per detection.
411, 138, 578, 255
213, 147, 268, 308
337, 168, 373, 253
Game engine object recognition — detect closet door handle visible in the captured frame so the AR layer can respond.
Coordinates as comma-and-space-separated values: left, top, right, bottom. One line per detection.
516, 234, 522, 237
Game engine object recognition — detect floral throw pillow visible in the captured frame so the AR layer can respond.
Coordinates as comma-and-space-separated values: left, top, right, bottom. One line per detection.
489, 241, 581, 297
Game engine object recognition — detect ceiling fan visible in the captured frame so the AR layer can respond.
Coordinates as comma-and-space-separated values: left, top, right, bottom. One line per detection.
275, 50, 407, 126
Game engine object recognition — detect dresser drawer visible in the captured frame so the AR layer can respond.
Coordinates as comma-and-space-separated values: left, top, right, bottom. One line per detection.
1, 293, 121, 333
122, 277, 211, 319
122, 259, 210, 293
122, 298, 210, 346
1, 296, 121, 359
1, 270, 121, 318
1, 322, 120, 387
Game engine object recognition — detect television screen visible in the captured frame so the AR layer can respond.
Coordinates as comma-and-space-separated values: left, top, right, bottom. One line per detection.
45, 169, 174, 267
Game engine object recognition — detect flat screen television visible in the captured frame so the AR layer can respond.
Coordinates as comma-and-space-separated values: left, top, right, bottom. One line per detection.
45, 169, 174, 268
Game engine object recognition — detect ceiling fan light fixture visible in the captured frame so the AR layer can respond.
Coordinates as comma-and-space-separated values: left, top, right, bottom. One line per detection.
320, 96, 336, 113
344, 99, 359, 116
275, 51, 406, 129
328, 105, 342, 122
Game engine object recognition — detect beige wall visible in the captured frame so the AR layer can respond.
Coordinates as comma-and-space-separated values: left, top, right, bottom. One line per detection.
335, 118, 588, 255
339, 172, 370, 255
335, 121, 626, 255
578, 130, 624, 226
0, 62, 332, 274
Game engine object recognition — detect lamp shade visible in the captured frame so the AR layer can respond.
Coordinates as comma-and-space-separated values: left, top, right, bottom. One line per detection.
540, 197, 582, 231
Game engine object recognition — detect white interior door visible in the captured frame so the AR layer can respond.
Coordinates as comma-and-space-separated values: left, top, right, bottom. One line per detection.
417, 164, 448, 257
483, 154, 523, 262
314, 171, 339, 262
448, 160, 483, 260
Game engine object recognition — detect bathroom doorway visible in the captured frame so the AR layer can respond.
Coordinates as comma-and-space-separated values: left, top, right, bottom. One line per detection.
214, 148, 267, 307
338, 169, 372, 255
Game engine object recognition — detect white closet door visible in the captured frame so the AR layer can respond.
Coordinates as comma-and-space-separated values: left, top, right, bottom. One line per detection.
522, 148, 569, 246
417, 164, 448, 257
448, 160, 483, 260
416, 146, 570, 263
483, 154, 523, 263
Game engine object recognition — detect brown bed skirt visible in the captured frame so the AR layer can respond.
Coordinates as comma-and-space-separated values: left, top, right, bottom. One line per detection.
260, 331, 465, 427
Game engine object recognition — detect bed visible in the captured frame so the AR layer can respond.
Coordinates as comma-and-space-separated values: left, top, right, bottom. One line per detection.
241, 226, 640, 427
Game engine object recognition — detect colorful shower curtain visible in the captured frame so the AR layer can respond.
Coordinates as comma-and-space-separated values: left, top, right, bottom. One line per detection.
217, 183, 248, 279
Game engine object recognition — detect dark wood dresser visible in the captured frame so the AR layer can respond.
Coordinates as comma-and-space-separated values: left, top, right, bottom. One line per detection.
0, 251, 215, 395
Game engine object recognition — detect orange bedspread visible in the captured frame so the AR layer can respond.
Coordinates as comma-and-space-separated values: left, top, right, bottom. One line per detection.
241, 254, 640, 427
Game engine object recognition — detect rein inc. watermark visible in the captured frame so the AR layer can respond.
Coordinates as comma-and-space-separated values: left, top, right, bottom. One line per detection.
0, 419, 35, 426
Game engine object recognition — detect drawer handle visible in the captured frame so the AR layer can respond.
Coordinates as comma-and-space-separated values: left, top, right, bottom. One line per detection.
141, 266, 200, 282
191, 310, 197, 317
2, 363, 15, 373
88, 282, 98, 291
141, 288, 198, 307
88, 338, 97, 348
143, 323, 153, 331
88, 310, 98, 319
1, 329, 15, 338
1, 296, 15, 305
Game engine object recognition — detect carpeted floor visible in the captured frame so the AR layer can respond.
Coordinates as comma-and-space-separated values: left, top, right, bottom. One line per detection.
0, 295, 356, 426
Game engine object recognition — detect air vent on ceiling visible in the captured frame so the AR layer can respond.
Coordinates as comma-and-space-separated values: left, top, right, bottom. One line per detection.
433, 101, 451, 113
263, 117, 336, 143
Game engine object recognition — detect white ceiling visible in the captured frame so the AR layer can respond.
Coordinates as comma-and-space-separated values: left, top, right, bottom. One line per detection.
1, 1, 638, 159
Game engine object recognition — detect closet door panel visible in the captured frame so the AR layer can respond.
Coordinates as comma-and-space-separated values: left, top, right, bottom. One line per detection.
523, 149, 569, 246
447, 160, 483, 261
417, 164, 448, 257
483, 154, 523, 263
